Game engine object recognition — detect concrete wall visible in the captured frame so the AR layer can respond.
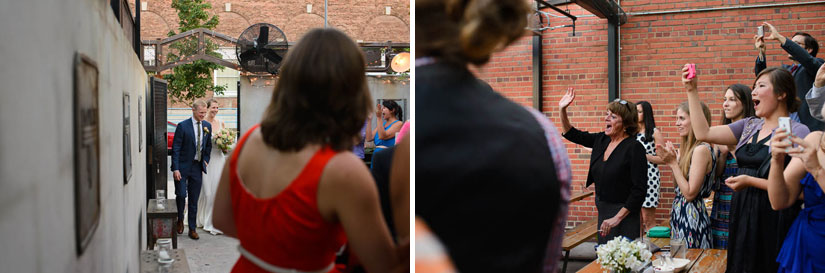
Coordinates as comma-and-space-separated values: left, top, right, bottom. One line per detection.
239, 76, 410, 134
0, 0, 148, 272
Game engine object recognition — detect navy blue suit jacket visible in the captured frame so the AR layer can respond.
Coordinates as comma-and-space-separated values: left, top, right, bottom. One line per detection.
755, 38, 825, 130
171, 118, 212, 174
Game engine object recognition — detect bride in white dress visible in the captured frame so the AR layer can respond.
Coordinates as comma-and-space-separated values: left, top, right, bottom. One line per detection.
198, 98, 228, 235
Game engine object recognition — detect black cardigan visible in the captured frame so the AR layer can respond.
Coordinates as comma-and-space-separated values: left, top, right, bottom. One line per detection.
563, 127, 647, 212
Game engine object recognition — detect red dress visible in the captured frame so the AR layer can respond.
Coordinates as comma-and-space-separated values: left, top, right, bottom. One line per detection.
229, 124, 346, 273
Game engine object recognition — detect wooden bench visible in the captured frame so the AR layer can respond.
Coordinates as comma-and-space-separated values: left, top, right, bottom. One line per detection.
560, 191, 597, 273
561, 218, 598, 272
568, 191, 594, 203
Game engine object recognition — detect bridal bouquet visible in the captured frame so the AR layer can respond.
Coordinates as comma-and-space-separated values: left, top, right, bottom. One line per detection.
215, 128, 237, 155
596, 237, 652, 273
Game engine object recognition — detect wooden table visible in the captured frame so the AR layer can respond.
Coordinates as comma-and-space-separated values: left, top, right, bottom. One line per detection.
576, 246, 727, 272
140, 249, 190, 273
147, 199, 178, 249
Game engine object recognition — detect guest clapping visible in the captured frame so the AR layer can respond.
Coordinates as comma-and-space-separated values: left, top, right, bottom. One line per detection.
367, 100, 403, 152
658, 102, 714, 249
559, 88, 647, 243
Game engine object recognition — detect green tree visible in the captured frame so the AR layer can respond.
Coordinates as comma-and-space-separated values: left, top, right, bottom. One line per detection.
164, 0, 226, 104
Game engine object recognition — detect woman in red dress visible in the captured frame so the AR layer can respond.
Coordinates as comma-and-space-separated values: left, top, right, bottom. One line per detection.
212, 28, 400, 273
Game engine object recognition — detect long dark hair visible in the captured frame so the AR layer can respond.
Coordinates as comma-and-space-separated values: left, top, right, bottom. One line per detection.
754, 67, 799, 113
637, 101, 656, 142
382, 100, 403, 121
720, 84, 755, 125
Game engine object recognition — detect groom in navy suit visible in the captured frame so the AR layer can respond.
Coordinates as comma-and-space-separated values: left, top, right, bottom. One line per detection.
171, 99, 211, 240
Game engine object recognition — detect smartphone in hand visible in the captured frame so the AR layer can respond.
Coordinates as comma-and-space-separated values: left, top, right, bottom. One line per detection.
686, 63, 696, 79
779, 116, 792, 135
758, 25, 764, 37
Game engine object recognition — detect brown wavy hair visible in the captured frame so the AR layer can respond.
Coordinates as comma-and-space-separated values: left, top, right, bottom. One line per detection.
417, 0, 530, 66
607, 100, 639, 136
259, 28, 372, 151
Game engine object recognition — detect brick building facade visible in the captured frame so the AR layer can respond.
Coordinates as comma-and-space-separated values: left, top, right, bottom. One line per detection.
476, 0, 825, 226
133, 0, 410, 111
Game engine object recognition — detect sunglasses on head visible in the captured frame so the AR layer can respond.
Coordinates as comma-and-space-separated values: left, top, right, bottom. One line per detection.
613, 98, 631, 111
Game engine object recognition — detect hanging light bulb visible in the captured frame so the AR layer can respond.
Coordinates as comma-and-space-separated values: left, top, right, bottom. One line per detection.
390, 52, 410, 73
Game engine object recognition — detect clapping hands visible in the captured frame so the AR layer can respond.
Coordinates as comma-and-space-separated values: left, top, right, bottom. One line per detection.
657, 141, 679, 165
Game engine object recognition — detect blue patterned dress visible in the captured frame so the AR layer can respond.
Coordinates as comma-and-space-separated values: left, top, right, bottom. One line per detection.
670, 143, 714, 249
709, 152, 735, 249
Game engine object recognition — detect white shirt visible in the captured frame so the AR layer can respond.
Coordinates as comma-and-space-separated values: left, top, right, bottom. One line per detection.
806, 84, 825, 121
191, 117, 202, 160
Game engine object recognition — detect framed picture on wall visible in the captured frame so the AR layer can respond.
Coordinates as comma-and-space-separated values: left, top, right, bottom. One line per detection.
123, 93, 131, 184
74, 53, 101, 255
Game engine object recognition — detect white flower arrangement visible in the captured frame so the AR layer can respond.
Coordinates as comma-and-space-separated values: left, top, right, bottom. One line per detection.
596, 237, 652, 273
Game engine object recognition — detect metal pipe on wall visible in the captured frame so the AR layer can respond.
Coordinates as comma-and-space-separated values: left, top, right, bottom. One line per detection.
533, 35, 543, 111
544, 0, 825, 18
628, 1, 825, 16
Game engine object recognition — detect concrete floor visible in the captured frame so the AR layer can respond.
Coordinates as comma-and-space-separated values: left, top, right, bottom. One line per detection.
166, 157, 240, 273
176, 228, 240, 273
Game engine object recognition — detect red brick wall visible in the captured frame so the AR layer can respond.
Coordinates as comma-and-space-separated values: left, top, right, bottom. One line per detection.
133, 0, 409, 42
475, 37, 536, 106
477, 1, 825, 227
134, 0, 409, 108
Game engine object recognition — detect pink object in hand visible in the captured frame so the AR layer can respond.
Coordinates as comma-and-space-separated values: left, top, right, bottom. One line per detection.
687, 63, 696, 79
396, 121, 410, 143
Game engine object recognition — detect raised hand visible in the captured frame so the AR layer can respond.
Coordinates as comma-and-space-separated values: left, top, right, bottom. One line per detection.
754, 35, 766, 60
762, 22, 782, 41
815, 63, 825, 88
681, 64, 698, 92
375, 104, 382, 119
558, 87, 576, 109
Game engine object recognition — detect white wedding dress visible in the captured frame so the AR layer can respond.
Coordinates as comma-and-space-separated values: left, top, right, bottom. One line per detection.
197, 122, 227, 235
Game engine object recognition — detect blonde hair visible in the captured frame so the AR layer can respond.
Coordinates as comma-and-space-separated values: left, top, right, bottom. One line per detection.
191, 99, 207, 109
677, 101, 711, 176
206, 98, 219, 108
